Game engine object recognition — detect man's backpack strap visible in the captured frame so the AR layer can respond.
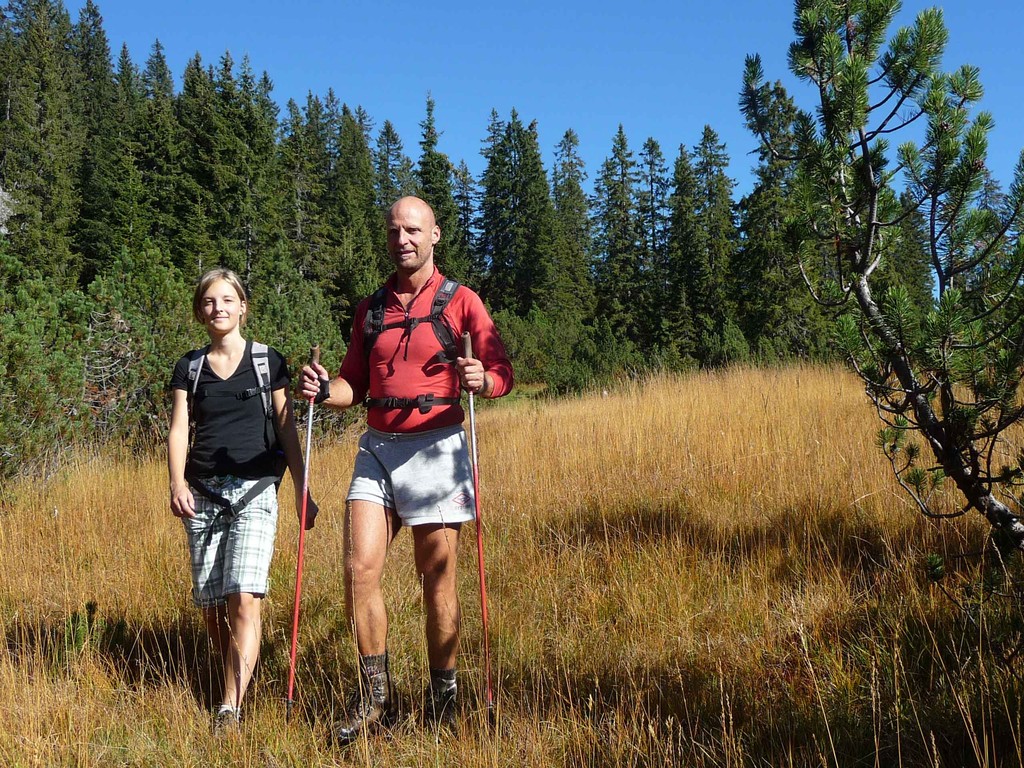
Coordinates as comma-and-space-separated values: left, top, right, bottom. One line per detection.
360, 279, 462, 364
362, 286, 390, 356
427, 279, 461, 364
364, 394, 461, 414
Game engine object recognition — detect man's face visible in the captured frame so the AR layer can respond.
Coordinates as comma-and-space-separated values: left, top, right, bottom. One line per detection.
387, 199, 440, 276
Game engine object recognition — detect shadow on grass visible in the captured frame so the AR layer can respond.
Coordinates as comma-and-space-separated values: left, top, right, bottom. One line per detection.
3, 604, 221, 709
522, 499, 1021, 766
499, 643, 1021, 768
534, 496, 942, 587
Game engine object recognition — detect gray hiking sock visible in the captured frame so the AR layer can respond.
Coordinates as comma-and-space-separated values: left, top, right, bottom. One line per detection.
359, 652, 389, 680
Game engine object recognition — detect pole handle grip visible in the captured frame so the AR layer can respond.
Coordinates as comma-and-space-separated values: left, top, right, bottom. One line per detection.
310, 344, 320, 367
461, 331, 473, 359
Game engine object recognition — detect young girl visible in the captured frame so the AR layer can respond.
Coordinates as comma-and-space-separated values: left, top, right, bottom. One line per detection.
167, 268, 316, 732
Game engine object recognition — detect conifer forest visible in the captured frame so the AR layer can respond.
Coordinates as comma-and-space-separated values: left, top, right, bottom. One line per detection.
0, 0, 977, 483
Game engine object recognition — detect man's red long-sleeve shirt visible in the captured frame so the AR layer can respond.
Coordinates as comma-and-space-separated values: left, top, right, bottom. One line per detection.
338, 269, 513, 433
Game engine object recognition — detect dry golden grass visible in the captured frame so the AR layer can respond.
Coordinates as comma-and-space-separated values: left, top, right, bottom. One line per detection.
1, 364, 1022, 767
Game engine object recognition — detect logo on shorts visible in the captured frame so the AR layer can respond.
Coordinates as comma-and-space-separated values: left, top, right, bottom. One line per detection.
451, 492, 472, 507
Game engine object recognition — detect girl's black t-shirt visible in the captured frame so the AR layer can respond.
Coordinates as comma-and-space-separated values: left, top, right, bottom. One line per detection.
170, 341, 290, 479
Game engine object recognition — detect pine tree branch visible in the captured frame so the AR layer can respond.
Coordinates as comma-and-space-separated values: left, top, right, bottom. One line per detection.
797, 252, 853, 307
948, 199, 1024, 291
928, 191, 950, 291
868, 109, 926, 137
853, 272, 1024, 547
886, 453, 964, 519
876, 186, 933, 229
971, 403, 1024, 441
953, 304, 1024, 351
866, 75, 926, 139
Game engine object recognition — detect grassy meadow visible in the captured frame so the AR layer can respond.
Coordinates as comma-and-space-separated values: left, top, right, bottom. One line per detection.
1, 364, 1023, 767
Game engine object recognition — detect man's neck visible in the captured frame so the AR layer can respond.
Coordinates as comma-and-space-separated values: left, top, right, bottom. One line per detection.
394, 263, 435, 296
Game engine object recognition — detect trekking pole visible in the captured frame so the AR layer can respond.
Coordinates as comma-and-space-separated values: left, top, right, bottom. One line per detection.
286, 344, 319, 722
462, 332, 494, 722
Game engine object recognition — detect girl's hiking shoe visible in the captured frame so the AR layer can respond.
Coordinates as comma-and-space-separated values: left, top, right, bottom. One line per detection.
213, 706, 241, 736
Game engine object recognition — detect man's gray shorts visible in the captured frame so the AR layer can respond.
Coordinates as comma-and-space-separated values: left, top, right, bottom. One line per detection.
182, 475, 279, 608
347, 424, 476, 526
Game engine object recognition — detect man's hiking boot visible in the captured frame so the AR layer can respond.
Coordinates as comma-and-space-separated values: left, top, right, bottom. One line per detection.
424, 668, 457, 730
212, 706, 241, 736
332, 653, 396, 745
424, 684, 456, 728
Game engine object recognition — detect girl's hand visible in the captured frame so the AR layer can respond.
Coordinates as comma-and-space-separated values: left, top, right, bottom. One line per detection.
296, 488, 318, 530
170, 481, 196, 518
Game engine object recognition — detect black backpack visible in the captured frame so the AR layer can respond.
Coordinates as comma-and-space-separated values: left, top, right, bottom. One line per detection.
184, 342, 284, 514
362, 278, 461, 364
361, 278, 463, 414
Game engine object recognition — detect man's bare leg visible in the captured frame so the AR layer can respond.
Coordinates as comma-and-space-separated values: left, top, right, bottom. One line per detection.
334, 499, 399, 743
344, 499, 398, 653
413, 523, 461, 724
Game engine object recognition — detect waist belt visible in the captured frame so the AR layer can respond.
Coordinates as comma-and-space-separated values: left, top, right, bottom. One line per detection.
364, 394, 459, 414
186, 472, 280, 518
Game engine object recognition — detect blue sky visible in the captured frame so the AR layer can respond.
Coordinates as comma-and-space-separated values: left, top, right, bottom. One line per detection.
74, 0, 1024, 199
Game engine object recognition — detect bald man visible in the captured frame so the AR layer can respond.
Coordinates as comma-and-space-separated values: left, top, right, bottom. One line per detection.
300, 196, 513, 742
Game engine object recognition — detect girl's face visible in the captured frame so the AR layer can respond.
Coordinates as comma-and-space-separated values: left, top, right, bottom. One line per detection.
200, 279, 246, 337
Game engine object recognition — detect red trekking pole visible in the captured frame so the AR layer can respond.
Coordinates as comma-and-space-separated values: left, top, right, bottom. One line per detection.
286, 345, 318, 722
462, 332, 494, 720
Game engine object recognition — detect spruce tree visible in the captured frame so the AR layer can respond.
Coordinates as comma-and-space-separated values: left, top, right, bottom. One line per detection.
476, 109, 507, 292
735, 81, 828, 360
416, 95, 471, 282
279, 93, 334, 293
548, 127, 595, 323
692, 125, 746, 363
107, 44, 148, 257
660, 145, 699, 361
1, 0, 83, 284
477, 110, 558, 314
210, 51, 251, 272
72, 0, 119, 282
176, 54, 222, 274
278, 98, 320, 280
451, 159, 479, 282
331, 103, 384, 311
137, 40, 183, 263
636, 137, 670, 348
592, 125, 642, 346
374, 119, 417, 212
234, 60, 285, 284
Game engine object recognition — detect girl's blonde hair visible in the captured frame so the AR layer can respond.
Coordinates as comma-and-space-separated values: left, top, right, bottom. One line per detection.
192, 268, 248, 324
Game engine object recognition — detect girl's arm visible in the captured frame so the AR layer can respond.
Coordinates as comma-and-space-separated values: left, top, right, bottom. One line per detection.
167, 388, 196, 518
273, 387, 318, 529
